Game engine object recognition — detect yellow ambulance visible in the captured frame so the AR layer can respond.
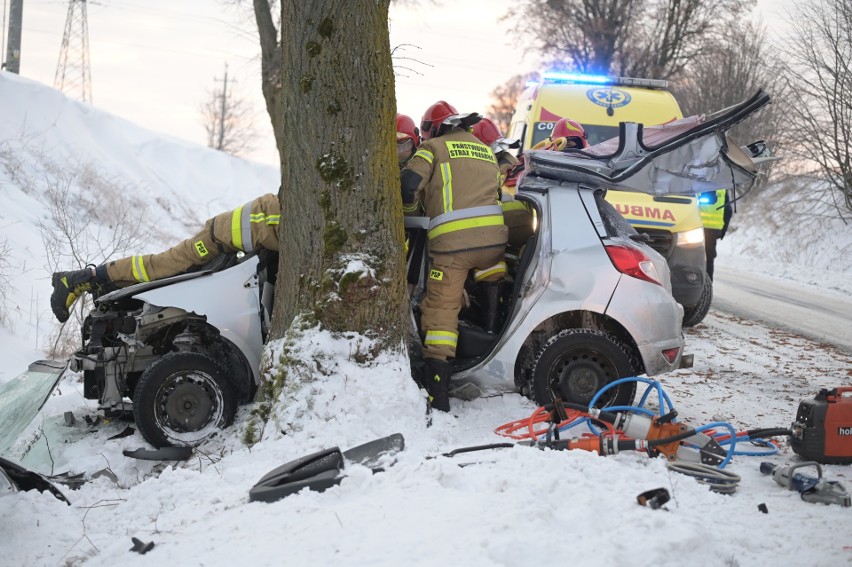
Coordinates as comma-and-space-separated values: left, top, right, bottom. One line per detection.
508, 72, 711, 327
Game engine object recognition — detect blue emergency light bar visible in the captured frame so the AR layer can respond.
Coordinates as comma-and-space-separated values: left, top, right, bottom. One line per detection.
543, 71, 613, 85
540, 71, 669, 89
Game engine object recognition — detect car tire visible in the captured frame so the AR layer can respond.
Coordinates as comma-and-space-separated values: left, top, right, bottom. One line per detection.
682, 276, 713, 328
531, 329, 638, 408
133, 352, 236, 448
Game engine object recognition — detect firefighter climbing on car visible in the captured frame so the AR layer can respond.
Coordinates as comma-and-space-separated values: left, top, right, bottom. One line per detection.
400, 101, 508, 412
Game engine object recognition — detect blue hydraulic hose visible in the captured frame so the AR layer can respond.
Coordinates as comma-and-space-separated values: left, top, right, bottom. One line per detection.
589, 376, 676, 416
586, 377, 674, 435
712, 432, 780, 457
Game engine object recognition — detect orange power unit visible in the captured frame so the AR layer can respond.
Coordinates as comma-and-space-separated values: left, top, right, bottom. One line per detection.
790, 387, 852, 464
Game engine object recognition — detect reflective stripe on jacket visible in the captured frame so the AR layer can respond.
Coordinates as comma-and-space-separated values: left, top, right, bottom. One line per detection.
228, 193, 281, 253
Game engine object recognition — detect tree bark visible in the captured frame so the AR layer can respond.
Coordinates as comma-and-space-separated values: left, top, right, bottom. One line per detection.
270, 0, 408, 347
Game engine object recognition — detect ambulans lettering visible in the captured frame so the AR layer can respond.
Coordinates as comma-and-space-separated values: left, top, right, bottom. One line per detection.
587, 88, 632, 108
445, 141, 497, 164
839, 426, 852, 436
614, 204, 676, 222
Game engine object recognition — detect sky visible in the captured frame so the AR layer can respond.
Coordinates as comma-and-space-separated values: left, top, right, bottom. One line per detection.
3, 0, 797, 168
2, 59, 852, 566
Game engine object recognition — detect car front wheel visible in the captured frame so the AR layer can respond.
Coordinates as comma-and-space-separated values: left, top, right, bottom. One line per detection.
133, 352, 236, 448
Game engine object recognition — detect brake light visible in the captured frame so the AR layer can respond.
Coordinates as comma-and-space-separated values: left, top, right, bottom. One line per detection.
604, 244, 662, 286
661, 347, 680, 364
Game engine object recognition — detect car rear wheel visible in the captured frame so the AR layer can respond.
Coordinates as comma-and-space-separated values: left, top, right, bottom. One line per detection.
133, 352, 236, 448
682, 275, 713, 327
531, 329, 638, 408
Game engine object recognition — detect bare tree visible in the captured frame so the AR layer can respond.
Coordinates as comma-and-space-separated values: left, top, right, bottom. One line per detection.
32, 159, 151, 355
672, 21, 788, 195
504, 0, 751, 80
252, 0, 285, 158
783, 0, 852, 218
253, 1, 407, 346
200, 64, 257, 156
487, 72, 539, 135
0, 236, 11, 328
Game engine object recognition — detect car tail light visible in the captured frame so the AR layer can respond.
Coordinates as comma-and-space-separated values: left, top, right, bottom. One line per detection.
604, 244, 662, 286
661, 347, 680, 364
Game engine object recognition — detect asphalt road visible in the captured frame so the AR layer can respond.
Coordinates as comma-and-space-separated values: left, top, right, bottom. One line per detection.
711, 265, 852, 354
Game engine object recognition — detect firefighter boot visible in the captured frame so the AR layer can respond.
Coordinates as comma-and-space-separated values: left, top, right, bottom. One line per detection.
50, 265, 105, 323
481, 281, 502, 334
421, 358, 451, 412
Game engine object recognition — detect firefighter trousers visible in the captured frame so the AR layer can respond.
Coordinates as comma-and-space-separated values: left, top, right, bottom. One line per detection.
421, 247, 507, 360
105, 193, 281, 287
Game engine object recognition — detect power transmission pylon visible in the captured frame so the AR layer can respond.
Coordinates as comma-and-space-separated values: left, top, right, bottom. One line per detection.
54, 0, 92, 103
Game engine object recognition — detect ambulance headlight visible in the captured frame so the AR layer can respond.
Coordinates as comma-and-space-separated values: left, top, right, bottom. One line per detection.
676, 228, 705, 247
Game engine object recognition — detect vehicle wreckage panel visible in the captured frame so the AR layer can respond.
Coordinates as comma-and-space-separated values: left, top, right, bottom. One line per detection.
523, 90, 771, 196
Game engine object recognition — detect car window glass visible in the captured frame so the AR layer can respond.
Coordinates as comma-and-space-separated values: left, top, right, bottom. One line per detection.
583, 125, 619, 146
596, 192, 638, 238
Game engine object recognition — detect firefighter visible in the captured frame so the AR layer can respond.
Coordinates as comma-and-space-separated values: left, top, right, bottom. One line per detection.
700, 189, 732, 281
51, 121, 421, 324
50, 193, 282, 323
470, 117, 520, 179
401, 101, 508, 412
540, 117, 589, 150
396, 113, 420, 168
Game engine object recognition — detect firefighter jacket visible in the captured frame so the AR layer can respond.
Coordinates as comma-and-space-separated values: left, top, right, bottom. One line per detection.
400, 128, 507, 255
106, 193, 281, 286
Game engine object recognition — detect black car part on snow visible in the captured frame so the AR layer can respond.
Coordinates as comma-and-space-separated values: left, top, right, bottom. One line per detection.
249, 433, 405, 503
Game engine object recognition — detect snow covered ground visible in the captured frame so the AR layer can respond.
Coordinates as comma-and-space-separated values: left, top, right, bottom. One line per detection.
1, 72, 851, 566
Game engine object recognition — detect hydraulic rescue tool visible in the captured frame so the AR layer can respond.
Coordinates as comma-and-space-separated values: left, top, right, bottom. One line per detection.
510, 400, 729, 467
760, 461, 851, 507
790, 387, 852, 464
584, 407, 728, 466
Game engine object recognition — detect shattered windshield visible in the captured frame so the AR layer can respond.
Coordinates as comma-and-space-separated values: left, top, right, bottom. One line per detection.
0, 361, 66, 455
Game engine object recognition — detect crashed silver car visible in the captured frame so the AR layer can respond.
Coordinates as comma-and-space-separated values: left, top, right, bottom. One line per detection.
411, 89, 771, 407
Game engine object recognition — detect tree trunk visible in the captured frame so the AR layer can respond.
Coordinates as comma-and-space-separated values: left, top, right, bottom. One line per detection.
270, 0, 408, 347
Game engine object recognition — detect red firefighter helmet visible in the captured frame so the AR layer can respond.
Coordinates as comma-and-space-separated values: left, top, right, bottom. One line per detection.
472, 117, 521, 155
471, 117, 504, 146
551, 117, 589, 148
420, 100, 459, 140
396, 113, 420, 147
